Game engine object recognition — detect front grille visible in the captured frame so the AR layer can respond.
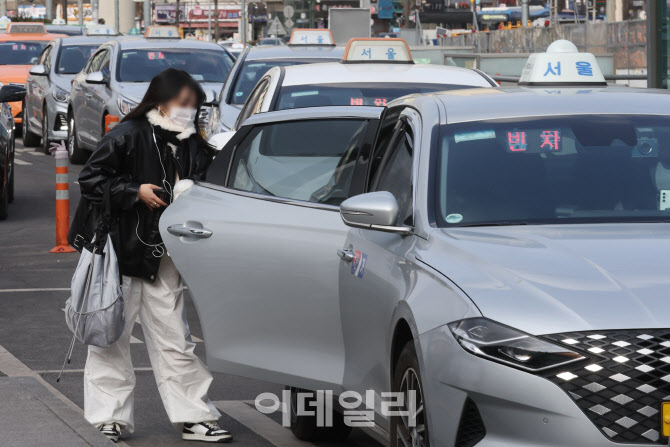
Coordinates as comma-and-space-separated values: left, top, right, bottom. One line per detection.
542, 329, 670, 444
455, 398, 486, 447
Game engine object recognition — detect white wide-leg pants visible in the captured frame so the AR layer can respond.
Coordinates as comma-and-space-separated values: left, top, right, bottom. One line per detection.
84, 255, 221, 432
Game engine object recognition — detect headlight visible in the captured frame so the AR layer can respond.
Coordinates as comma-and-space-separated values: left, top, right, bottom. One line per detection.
117, 97, 137, 116
449, 318, 586, 372
52, 88, 69, 103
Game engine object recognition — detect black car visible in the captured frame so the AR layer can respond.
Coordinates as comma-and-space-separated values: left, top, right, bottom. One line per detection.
0, 84, 26, 220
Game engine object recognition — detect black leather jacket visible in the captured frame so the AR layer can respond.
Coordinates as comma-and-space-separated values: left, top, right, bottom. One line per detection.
69, 115, 212, 282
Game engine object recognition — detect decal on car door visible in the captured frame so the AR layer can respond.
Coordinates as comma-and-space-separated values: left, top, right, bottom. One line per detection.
351, 250, 367, 278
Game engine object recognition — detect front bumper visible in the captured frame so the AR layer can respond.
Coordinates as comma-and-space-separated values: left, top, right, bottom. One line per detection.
418, 325, 661, 446
45, 98, 68, 141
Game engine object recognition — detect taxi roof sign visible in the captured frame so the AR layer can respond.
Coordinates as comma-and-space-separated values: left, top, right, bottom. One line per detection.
6, 22, 46, 34
342, 38, 413, 64
86, 24, 118, 36
289, 29, 335, 46
144, 26, 181, 39
519, 39, 606, 86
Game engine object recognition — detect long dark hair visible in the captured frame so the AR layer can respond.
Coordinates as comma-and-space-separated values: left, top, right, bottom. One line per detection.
122, 68, 211, 150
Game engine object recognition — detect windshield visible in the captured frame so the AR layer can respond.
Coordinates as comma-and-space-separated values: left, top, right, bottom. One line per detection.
230, 58, 338, 104
277, 83, 471, 109
117, 49, 233, 83
56, 44, 98, 74
0, 41, 48, 65
436, 115, 670, 227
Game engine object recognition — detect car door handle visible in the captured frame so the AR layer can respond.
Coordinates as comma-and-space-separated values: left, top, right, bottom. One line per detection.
85, 93, 92, 98
167, 224, 212, 239
337, 248, 354, 262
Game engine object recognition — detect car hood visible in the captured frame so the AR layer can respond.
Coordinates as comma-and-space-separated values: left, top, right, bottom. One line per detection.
51, 74, 75, 93
200, 82, 224, 103
424, 223, 670, 335
0, 65, 31, 84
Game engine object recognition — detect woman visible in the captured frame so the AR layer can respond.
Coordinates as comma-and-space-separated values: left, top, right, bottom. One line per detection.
69, 68, 231, 443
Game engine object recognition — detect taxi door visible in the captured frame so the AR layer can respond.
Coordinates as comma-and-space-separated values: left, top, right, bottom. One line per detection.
160, 112, 379, 391
87, 50, 112, 143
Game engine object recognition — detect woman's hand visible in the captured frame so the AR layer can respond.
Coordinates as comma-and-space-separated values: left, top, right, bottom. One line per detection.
138, 184, 167, 210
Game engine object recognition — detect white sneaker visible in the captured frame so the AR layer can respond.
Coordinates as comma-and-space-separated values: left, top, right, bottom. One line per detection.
100, 423, 121, 442
182, 421, 233, 443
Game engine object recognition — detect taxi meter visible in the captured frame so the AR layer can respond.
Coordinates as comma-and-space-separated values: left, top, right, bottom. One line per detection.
519, 39, 606, 86
289, 29, 335, 45
342, 38, 413, 64
86, 24, 118, 36
144, 25, 182, 39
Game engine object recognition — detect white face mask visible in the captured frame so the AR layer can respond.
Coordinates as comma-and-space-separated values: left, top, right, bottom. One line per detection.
168, 106, 197, 128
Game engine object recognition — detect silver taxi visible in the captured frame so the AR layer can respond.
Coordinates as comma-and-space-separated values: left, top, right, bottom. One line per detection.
216, 29, 344, 132
221, 38, 495, 138
23, 30, 122, 153
67, 26, 234, 163
161, 41, 670, 446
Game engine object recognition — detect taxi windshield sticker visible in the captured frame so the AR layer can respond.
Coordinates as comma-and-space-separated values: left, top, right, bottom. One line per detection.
505, 129, 562, 153
454, 130, 496, 143
351, 250, 367, 278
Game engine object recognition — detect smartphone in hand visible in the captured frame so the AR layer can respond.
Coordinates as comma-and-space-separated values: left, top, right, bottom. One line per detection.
154, 187, 171, 204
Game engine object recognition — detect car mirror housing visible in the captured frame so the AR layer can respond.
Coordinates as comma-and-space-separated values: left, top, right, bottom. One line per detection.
0, 84, 26, 103
340, 192, 412, 235
29, 64, 47, 76
85, 71, 107, 85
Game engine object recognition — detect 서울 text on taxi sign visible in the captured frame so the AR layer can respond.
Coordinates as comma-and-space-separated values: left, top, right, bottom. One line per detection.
342, 38, 413, 64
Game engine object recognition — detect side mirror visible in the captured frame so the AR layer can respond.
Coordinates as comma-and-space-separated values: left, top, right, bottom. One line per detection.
340, 191, 412, 235
208, 130, 236, 151
29, 64, 47, 76
85, 71, 107, 85
0, 84, 26, 103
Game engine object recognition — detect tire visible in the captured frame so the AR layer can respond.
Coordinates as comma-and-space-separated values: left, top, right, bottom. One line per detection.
68, 114, 88, 165
0, 173, 8, 220
390, 341, 429, 447
22, 103, 40, 147
288, 387, 352, 442
8, 136, 14, 203
41, 109, 51, 154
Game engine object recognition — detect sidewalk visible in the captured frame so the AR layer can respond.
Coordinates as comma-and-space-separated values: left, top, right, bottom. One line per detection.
0, 376, 113, 447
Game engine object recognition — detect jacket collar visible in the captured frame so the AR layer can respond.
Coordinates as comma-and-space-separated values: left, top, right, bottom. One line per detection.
146, 108, 196, 141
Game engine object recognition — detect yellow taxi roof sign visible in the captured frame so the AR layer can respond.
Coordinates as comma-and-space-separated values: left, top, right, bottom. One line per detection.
342, 38, 413, 64
144, 25, 182, 39
289, 29, 334, 46
86, 24, 118, 36
7, 22, 46, 34
519, 39, 606, 86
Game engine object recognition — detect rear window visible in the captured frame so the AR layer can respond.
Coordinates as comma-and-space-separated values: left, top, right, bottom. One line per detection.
0, 41, 48, 65
276, 82, 471, 109
117, 49, 233, 82
56, 44, 98, 74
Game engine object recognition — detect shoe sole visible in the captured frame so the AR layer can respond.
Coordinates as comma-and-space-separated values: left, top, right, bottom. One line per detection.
182, 433, 233, 443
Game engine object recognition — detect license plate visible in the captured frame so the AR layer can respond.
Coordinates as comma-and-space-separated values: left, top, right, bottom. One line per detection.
662, 402, 670, 438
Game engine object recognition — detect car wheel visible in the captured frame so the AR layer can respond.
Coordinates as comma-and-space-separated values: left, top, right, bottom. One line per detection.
68, 115, 88, 165
8, 137, 14, 203
390, 341, 429, 447
41, 110, 50, 154
0, 173, 8, 220
288, 387, 351, 441
22, 103, 40, 147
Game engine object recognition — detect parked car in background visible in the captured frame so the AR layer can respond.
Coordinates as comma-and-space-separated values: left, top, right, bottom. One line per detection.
212, 38, 495, 147
0, 85, 26, 220
24, 26, 123, 153
0, 23, 65, 133
256, 37, 283, 46
220, 41, 245, 59
67, 26, 234, 163
216, 29, 343, 132
45, 25, 85, 36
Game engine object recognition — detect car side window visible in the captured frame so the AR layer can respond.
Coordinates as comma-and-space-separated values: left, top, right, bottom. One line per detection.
87, 50, 106, 74
98, 51, 111, 79
39, 46, 52, 70
373, 126, 414, 226
235, 79, 268, 129
208, 119, 371, 206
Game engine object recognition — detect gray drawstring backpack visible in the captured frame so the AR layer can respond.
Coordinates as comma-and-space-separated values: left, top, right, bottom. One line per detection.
59, 181, 124, 381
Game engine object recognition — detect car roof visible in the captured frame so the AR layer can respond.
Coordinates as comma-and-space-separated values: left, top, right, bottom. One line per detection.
244, 44, 344, 61
0, 32, 65, 41
242, 105, 382, 127
279, 62, 492, 87
57, 35, 121, 45
420, 87, 670, 124
114, 38, 225, 51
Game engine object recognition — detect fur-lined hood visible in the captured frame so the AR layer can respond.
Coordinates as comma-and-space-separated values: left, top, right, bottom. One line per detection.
146, 108, 196, 140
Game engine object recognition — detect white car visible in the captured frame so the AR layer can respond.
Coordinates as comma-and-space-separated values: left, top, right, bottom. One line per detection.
209, 38, 496, 149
